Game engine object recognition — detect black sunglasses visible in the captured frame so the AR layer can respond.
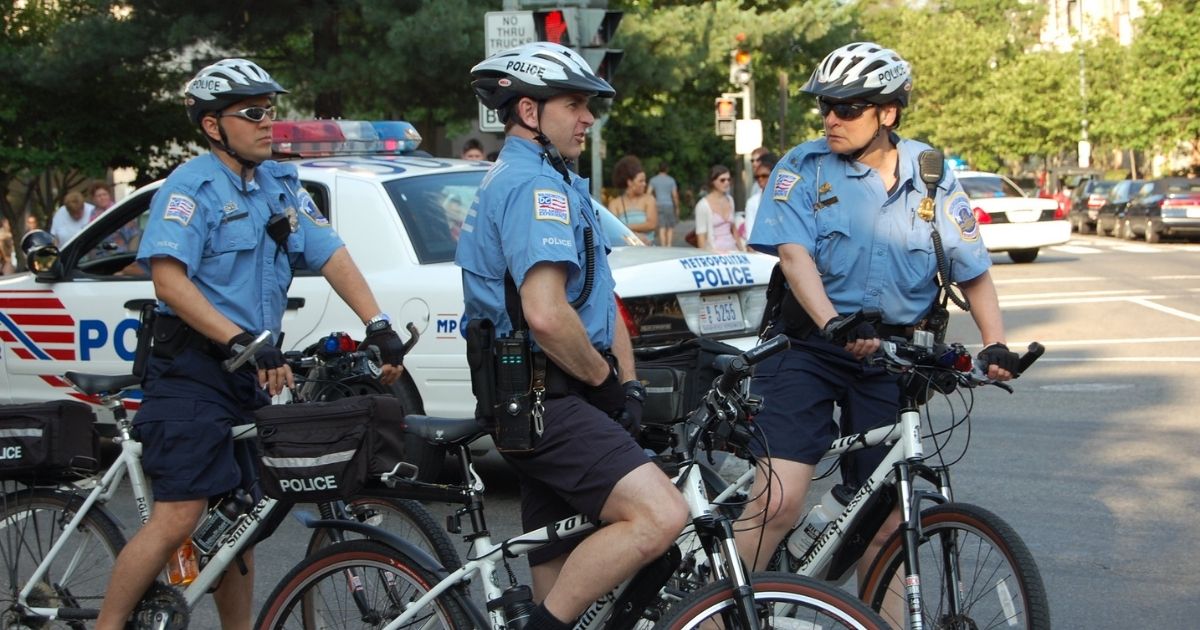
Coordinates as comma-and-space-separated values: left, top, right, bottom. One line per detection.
817, 99, 875, 121
220, 105, 277, 123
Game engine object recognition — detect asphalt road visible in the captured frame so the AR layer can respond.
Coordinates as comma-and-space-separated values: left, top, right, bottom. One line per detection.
119, 233, 1200, 627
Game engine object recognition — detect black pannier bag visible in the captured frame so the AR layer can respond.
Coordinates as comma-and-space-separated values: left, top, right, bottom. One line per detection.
634, 337, 744, 427
253, 395, 406, 502
0, 400, 99, 480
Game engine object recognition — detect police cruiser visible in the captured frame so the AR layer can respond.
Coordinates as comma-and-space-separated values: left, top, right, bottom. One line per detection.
5, 120, 774, 474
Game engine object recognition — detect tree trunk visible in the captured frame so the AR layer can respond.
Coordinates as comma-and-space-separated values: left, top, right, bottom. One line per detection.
312, 0, 343, 119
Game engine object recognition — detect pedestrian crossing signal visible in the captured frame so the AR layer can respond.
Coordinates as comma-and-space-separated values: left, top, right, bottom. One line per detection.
715, 97, 736, 138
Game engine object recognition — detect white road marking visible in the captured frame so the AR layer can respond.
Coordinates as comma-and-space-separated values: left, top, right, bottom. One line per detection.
1151, 275, 1200, 280
1001, 294, 1168, 308
999, 289, 1146, 301
1030, 357, 1200, 363
1051, 245, 1103, 254
1129, 298, 1200, 323
1112, 244, 1162, 253
993, 276, 1103, 285
1001, 336, 1200, 348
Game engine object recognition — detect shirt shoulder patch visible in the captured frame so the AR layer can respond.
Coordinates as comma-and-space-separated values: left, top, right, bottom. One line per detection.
298, 190, 330, 227
944, 191, 979, 241
772, 170, 802, 201
163, 193, 196, 226
533, 189, 570, 224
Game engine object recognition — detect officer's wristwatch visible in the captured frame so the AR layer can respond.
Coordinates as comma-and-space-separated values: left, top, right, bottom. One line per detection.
365, 312, 392, 334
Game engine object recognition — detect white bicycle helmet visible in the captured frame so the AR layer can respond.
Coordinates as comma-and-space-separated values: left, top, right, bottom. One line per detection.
184, 58, 288, 126
801, 42, 912, 107
471, 42, 614, 122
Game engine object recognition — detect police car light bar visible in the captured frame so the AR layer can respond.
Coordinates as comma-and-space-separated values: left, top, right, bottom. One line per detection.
272, 120, 422, 157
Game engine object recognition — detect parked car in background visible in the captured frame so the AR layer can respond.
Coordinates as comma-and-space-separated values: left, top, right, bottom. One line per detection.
1095, 179, 1147, 237
1121, 177, 1200, 243
1067, 179, 1118, 234
957, 170, 1071, 263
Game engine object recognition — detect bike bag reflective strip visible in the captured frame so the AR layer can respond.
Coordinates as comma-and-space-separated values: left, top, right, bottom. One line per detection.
0, 400, 98, 480
253, 395, 406, 502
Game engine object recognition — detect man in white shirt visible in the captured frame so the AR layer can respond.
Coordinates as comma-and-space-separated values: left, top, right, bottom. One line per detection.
50, 191, 95, 245
741, 152, 777, 242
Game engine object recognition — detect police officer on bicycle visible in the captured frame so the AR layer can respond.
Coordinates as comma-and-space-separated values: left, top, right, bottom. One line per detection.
457, 42, 687, 629
735, 43, 1020, 576
96, 58, 407, 629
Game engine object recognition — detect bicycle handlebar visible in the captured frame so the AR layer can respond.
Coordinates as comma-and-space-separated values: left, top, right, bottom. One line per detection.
877, 338, 1045, 390
712, 334, 790, 396
222, 330, 272, 373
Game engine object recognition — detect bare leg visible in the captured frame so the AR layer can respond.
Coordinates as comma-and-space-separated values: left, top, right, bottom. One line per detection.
95, 499, 205, 630
537, 462, 688, 622
733, 458, 815, 571
213, 548, 255, 630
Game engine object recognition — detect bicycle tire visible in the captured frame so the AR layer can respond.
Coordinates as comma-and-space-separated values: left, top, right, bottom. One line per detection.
0, 486, 126, 627
305, 496, 461, 570
255, 539, 472, 630
860, 502, 1051, 630
654, 571, 888, 630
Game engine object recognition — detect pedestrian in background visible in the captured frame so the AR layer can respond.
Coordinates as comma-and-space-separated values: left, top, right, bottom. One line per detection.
88, 182, 116, 221
49, 191, 94, 245
648, 161, 680, 246
748, 146, 771, 197
461, 138, 486, 161
741, 152, 777, 242
609, 155, 658, 245
693, 165, 742, 252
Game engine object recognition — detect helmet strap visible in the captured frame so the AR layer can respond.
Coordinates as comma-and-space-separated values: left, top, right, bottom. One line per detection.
849, 110, 893, 162
514, 99, 572, 183
210, 117, 263, 194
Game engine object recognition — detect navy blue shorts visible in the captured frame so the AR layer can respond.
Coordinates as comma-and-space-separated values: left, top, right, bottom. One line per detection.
748, 337, 901, 487
135, 349, 268, 501
499, 394, 649, 566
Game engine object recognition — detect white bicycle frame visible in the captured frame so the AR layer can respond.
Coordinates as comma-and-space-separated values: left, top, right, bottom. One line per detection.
15, 418, 277, 621
383, 454, 732, 630
713, 405, 941, 582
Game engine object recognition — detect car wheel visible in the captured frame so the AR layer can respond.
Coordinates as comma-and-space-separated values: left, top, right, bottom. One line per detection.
1095, 220, 1106, 237
1122, 220, 1135, 240
1145, 224, 1161, 244
1008, 248, 1039, 264
1078, 218, 1091, 235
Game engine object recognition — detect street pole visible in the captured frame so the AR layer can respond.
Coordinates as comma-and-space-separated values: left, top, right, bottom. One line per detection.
591, 114, 606, 199
1077, 0, 1090, 169
741, 80, 754, 209
778, 71, 788, 152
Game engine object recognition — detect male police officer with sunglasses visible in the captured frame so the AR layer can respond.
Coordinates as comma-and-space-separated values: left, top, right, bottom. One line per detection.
736, 43, 1020, 583
96, 59, 407, 630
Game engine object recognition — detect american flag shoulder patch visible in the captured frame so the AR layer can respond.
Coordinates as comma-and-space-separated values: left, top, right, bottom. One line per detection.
772, 170, 801, 201
533, 189, 570, 224
163, 193, 196, 226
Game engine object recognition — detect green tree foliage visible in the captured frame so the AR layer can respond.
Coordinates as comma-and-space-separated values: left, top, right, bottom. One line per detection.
603, 0, 853, 200
1132, 0, 1200, 171
0, 1, 191, 235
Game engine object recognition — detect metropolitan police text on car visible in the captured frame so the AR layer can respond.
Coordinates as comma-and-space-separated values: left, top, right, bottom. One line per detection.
678, 254, 755, 289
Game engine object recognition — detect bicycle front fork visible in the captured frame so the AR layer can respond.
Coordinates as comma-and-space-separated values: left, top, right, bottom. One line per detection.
894, 463, 960, 630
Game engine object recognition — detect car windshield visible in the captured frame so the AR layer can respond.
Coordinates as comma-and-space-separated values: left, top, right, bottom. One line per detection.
383, 172, 642, 264
960, 176, 1026, 199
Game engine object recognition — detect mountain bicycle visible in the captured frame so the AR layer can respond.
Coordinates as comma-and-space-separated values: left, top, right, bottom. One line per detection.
0, 327, 454, 628
706, 321, 1051, 629
254, 335, 889, 629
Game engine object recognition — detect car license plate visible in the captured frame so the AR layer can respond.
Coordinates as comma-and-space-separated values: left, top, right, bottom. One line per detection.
1187, 208, 1200, 218
1007, 209, 1039, 223
698, 293, 743, 335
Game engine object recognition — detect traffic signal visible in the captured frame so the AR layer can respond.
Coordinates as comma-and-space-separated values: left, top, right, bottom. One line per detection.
715, 97, 737, 137
533, 8, 623, 82
729, 49, 752, 87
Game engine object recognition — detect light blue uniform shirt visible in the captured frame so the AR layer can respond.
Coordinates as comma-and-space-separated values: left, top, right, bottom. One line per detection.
456, 135, 617, 350
749, 135, 991, 325
137, 154, 344, 341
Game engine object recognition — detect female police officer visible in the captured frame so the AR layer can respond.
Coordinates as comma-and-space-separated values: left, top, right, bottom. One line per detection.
736, 42, 1021, 580
96, 59, 407, 629
457, 43, 686, 629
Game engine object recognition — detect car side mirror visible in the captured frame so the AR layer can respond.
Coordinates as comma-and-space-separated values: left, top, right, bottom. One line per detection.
20, 229, 61, 276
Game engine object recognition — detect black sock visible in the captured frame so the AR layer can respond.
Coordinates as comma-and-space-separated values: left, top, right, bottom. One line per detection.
527, 603, 573, 630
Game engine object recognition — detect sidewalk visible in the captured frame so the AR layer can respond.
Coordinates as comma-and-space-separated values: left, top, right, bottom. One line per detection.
667, 219, 695, 248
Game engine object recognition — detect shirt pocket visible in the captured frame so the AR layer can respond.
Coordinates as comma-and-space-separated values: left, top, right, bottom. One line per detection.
203, 218, 257, 280
899, 227, 938, 294
813, 209, 852, 277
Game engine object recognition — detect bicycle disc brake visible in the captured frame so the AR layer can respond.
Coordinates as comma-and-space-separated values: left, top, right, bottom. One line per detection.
129, 582, 188, 630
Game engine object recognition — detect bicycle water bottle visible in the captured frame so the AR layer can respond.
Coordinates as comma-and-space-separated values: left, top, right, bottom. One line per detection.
192, 489, 252, 555
497, 584, 535, 629
786, 484, 851, 559
166, 542, 199, 586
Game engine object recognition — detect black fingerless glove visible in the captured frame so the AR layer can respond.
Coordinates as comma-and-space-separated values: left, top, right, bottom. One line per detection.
226, 331, 284, 370
360, 320, 406, 367
617, 380, 646, 438
820, 315, 878, 345
586, 362, 626, 416
978, 342, 1020, 374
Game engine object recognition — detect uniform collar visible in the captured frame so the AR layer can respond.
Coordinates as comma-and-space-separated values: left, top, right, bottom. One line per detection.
208, 153, 261, 193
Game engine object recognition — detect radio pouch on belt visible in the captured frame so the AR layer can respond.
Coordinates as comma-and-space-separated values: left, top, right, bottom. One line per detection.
131, 303, 157, 379
465, 318, 497, 420
493, 330, 536, 452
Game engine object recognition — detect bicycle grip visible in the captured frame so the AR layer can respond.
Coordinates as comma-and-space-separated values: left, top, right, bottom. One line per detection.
1015, 342, 1045, 377
743, 334, 789, 366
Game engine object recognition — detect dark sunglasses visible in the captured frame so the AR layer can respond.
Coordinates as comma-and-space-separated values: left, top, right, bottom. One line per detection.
221, 105, 277, 123
817, 99, 875, 121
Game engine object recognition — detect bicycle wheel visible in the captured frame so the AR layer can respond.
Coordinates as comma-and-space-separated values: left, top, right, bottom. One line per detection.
654, 571, 887, 630
255, 539, 472, 630
860, 502, 1051, 630
0, 486, 126, 627
305, 496, 461, 570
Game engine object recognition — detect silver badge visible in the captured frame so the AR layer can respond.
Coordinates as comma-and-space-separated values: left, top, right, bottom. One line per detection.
285, 206, 298, 232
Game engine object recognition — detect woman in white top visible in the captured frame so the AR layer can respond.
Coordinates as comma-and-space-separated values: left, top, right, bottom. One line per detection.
693, 165, 743, 252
